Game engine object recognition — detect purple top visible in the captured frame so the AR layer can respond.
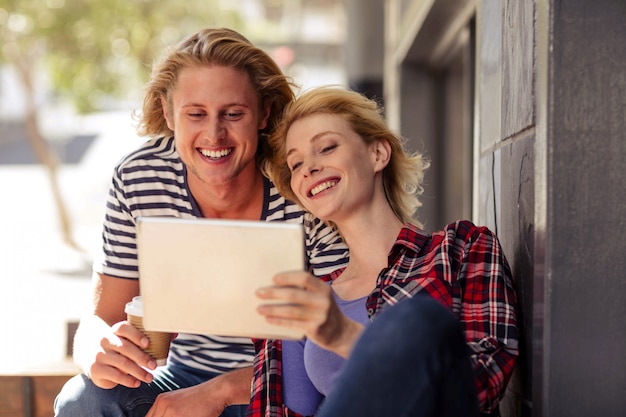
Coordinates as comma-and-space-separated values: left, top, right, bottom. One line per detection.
282, 288, 369, 415
304, 291, 369, 396
282, 339, 324, 415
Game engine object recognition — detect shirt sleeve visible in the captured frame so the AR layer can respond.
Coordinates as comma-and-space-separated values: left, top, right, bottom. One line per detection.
93, 167, 140, 279
459, 223, 519, 413
248, 338, 283, 417
303, 212, 349, 277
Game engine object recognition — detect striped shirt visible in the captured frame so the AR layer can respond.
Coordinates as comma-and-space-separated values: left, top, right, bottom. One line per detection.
93, 136, 349, 374
248, 221, 519, 416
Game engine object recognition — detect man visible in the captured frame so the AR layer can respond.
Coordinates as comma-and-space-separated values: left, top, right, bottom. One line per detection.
54, 28, 347, 417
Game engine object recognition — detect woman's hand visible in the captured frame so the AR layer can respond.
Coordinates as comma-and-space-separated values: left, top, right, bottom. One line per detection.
256, 271, 364, 358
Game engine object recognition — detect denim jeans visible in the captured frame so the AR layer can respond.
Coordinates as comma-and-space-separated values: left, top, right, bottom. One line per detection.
54, 362, 247, 417
316, 294, 480, 417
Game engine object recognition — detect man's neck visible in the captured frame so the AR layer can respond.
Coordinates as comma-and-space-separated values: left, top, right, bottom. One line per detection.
189, 169, 265, 220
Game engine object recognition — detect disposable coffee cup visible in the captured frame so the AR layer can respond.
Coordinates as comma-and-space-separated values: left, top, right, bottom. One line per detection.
125, 296, 172, 366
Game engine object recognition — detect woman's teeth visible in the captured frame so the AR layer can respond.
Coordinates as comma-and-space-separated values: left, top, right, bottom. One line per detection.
311, 181, 337, 196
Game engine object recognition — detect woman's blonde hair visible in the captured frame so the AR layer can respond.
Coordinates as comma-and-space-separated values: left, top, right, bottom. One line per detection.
136, 27, 295, 162
264, 86, 429, 226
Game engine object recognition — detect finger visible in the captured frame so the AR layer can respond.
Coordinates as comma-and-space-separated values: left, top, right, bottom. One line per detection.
110, 322, 158, 370
103, 331, 156, 366
256, 285, 308, 302
90, 360, 143, 389
90, 349, 154, 388
99, 335, 157, 380
257, 299, 331, 325
257, 278, 329, 302
272, 270, 319, 289
113, 321, 151, 349
258, 302, 301, 319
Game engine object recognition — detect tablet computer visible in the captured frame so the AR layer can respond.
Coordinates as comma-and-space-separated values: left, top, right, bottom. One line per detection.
137, 216, 305, 340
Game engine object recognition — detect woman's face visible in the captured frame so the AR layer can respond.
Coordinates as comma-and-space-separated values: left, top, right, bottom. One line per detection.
285, 113, 382, 223
163, 65, 269, 190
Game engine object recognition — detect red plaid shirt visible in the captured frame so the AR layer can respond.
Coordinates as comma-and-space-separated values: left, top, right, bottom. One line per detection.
247, 220, 519, 416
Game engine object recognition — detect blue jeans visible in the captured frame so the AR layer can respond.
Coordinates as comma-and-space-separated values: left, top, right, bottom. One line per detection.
316, 294, 480, 417
54, 362, 247, 417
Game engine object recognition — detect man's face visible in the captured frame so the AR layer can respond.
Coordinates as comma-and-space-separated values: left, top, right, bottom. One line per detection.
163, 65, 269, 189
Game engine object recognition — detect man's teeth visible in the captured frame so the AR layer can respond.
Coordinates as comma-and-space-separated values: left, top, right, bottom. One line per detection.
311, 181, 337, 196
200, 149, 232, 158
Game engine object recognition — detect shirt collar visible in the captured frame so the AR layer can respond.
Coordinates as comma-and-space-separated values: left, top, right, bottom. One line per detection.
325, 223, 430, 281
389, 223, 430, 261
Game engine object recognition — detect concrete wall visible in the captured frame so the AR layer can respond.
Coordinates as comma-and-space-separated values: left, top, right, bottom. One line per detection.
475, 1, 535, 414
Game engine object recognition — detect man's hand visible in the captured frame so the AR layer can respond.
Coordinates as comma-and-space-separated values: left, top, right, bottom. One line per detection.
146, 367, 253, 417
75, 315, 157, 389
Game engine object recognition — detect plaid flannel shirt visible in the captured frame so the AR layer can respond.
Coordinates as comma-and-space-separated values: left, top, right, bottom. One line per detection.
247, 220, 519, 416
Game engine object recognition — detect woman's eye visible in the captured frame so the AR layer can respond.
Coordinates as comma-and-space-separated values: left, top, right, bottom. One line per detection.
290, 161, 302, 172
321, 144, 337, 153
188, 112, 205, 119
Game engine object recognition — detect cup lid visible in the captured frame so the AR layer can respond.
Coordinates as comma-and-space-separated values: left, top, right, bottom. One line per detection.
124, 295, 144, 317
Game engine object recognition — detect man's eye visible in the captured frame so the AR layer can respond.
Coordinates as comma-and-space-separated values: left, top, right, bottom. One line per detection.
224, 112, 244, 120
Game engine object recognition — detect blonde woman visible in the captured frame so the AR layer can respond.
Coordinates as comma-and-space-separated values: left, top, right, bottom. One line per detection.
250, 87, 518, 417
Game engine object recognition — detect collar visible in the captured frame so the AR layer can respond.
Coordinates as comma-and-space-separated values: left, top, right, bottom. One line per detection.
388, 223, 430, 262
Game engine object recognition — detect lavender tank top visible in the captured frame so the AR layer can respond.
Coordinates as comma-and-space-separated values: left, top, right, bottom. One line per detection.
282, 289, 369, 415
304, 291, 369, 396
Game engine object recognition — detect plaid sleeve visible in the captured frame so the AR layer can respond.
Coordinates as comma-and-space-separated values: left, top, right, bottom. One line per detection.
247, 339, 283, 417
457, 221, 519, 413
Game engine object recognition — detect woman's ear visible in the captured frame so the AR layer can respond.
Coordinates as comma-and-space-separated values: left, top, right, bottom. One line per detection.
372, 139, 392, 172
161, 96, 174, 130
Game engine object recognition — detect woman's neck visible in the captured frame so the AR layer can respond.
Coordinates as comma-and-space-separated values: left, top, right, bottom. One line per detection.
331, 205, 404, 300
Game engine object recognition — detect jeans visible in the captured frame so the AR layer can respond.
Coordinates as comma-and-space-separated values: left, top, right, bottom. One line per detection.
54, 362, 247, 417
316, 294, 480, 417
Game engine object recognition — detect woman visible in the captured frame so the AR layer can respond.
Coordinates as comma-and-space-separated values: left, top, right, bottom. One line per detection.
248, 87, 518, 417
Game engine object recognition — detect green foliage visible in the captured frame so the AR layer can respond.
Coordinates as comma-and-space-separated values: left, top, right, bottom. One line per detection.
0, 0, 244, 113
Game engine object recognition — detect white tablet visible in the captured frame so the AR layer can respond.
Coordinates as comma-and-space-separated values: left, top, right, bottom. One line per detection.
137, 216, 305, 340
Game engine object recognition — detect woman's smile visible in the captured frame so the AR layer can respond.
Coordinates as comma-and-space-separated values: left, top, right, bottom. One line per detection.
309, 179, 339, 197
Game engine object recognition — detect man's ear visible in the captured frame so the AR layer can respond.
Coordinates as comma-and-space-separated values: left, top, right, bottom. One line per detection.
259, 104, 271, 130
161, 96, 174, 130
372, 139, 392, 172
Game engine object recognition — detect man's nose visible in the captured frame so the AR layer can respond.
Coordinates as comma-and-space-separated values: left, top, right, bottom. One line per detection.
204, 118, 225, 141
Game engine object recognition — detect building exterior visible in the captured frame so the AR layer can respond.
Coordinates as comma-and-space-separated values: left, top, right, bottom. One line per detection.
344, 0, 626, 416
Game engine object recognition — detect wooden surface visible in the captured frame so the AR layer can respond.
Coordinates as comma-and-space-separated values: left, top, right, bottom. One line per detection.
0, 374, 75, 417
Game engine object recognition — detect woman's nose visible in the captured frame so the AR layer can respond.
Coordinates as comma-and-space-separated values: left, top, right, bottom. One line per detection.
304, 160, 320, 176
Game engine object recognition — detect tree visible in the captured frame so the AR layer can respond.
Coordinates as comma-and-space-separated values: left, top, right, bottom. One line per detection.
0, 0, 242, 250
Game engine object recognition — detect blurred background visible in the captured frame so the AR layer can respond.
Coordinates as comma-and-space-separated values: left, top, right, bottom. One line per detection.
0, 0, 347, 375
3, 1, 625, 416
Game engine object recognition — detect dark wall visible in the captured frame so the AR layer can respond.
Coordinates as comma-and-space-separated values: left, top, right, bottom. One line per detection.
539, 0, 626, 415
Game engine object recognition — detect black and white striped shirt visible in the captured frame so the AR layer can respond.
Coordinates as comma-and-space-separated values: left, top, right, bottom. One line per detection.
93, 136, 348, 374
